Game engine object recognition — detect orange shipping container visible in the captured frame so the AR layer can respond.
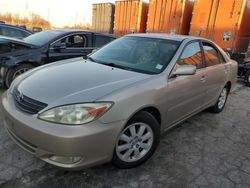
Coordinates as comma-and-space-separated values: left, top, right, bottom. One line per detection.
114, 0, 149, 36
189, 0, 250, 54
92, 3, 115, 34
146, 0, 194, 35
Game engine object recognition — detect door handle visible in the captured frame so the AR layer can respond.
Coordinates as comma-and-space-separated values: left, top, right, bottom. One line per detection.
224, 66, 228, 74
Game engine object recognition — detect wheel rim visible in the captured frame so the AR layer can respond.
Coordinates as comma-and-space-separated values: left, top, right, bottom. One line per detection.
13, 68, 30, 80
218, 88, 227, 109
116, 122, 154, 163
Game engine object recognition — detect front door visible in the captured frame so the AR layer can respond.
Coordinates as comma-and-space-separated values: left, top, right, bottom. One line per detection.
48, 34, 93, 62
165, 41, 207, 126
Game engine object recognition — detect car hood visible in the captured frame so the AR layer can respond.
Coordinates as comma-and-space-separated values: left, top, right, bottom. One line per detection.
16, 59, 151, 106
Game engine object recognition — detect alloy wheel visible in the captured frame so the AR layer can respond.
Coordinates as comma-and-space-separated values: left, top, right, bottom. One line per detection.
13, 68, 30, 80
116, 122, 154, 163
218, 88, 227, 109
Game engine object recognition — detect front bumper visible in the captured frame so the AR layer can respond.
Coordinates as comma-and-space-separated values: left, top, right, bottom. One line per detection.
1, 92, 125, 170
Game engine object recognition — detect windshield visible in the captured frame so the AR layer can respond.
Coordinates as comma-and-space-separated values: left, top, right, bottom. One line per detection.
90, 36, 180, 74
23, 31, 62, 46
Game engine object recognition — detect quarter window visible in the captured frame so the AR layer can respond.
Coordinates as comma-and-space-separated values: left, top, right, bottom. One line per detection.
178, 42, 203, 69
202, 43, 221, 67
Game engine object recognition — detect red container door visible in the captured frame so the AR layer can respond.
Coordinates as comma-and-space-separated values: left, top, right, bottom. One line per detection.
211, 0, 245, 51
189, 0, 214, 37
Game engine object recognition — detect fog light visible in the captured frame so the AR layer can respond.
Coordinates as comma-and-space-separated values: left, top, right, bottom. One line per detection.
49, 156, 82, 164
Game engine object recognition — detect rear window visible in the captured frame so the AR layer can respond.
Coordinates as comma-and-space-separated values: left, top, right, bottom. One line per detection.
94, 35, 114, 47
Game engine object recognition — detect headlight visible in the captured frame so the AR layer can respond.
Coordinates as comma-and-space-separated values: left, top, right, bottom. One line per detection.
38, 102, 113, 125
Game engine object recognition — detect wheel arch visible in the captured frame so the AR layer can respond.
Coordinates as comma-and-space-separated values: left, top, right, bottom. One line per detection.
125, 105, 162, 128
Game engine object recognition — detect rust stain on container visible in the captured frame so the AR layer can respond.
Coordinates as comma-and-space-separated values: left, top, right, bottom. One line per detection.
190, 0, 250, 53
114, 0, 149, 36
147, 0, 194, 35
92, 3, 115, 34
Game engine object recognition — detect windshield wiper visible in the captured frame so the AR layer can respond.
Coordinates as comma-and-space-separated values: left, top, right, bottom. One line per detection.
103, 63, 133, 71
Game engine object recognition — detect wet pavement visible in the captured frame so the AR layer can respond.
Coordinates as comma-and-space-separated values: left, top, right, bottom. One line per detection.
0, 82, 250, 188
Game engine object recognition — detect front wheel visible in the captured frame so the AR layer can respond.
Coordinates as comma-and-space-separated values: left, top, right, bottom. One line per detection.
112, 111, 160, 169
5, 64, 34, 88
245, 70, 250, 87
209, 86, 229, 113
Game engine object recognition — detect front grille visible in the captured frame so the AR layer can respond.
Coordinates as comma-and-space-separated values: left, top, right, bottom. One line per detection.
13, 88, 47, 114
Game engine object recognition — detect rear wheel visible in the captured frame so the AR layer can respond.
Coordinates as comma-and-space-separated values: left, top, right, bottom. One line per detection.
112, 111, 160, 169
209, 86, 229, 113
5, 64, 34, 88
245, 70, 250, 87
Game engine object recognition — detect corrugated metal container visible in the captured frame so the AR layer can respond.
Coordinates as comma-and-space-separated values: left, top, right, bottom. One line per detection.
189, 0, 250, 54
146, 0, 194, 34
92, 3, 115, 34
114, 0, 149, 36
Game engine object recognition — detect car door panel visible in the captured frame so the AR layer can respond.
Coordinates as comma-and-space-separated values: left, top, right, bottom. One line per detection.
202, 64, 228, 106
48, 34, 89, 62
201, 42, 228, 106
165, 41, 206, 126
166, 69, 206, 126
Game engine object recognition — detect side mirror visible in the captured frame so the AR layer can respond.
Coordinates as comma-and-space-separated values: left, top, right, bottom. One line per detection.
172, 65, 197, 76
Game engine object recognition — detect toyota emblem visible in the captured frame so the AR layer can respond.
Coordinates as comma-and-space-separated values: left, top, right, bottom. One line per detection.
16, 92, 24, 102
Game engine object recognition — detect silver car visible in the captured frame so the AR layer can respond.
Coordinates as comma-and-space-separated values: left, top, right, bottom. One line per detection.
2, 34, 238, 170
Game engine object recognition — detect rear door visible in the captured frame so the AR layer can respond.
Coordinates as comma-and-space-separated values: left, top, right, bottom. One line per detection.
166, 41, 207, 126
201, 41, 228, 106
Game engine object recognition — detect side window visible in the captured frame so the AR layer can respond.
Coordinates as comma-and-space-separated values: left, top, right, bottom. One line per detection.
178, 42, 203, 69
94, 35, 113, 48
0, 27, 25, 39
202, 43, 221, 67
52, 34, 86, 48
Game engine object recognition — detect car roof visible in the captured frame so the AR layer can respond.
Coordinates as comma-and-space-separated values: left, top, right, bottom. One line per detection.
126, 33, 203, 42
45, 29, 116, 38
0, 23, 33, 33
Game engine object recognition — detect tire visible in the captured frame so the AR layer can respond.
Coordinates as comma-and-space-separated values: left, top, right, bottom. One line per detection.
112, 111, 160, 169
209, 86, 229, 113
245, 70, 250, 87
5, 64, 34, 88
